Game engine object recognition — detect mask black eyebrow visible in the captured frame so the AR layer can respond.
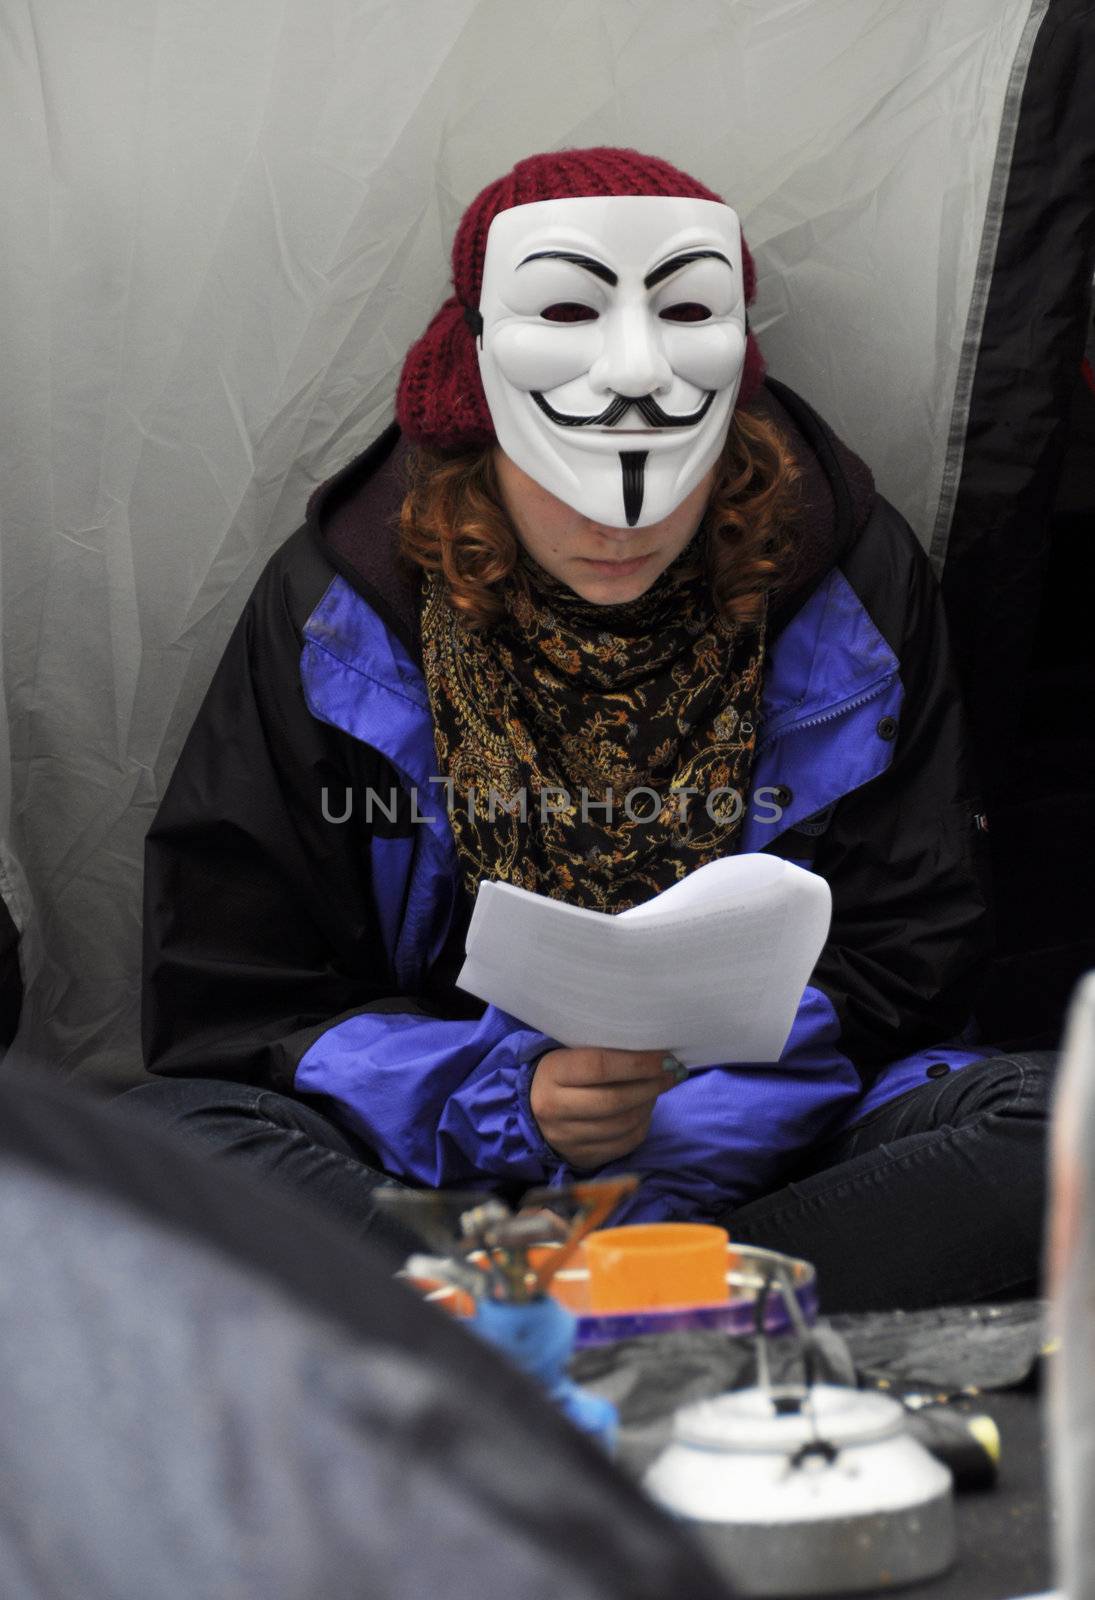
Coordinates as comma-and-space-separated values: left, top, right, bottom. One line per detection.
644, 249, 732, 290
517, 250, 617, 287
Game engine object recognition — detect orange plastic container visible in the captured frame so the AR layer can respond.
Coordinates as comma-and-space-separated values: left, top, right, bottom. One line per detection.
583, 1222, 731, 1313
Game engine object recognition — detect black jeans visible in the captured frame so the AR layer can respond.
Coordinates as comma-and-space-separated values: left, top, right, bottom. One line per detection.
121, 1077, 424, 1266
121, 1050, 1054, 1312
724, 1049, 1055, 1311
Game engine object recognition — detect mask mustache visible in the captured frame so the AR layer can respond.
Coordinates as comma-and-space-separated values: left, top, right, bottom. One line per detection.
531, 390, 715, 429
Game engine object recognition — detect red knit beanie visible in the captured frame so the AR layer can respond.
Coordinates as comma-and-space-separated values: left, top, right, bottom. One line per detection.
396, 146, 764, 451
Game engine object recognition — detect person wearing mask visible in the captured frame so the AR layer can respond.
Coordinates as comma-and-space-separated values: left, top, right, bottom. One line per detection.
131, 147, 1054, 1310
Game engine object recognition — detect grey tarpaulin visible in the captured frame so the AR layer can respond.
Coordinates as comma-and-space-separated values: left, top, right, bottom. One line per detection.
0, 1066, 736, 1600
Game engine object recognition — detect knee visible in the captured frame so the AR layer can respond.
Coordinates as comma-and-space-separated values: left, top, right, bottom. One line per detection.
119, 1076, 269, 1123
118, 1077, 365, 1161
118, 1077, 308, 1145
951, 1049, 1057, 1125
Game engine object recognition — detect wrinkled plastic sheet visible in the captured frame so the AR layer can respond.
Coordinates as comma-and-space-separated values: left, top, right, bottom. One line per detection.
572, 1300, 1046, 1475
830, 1299, 1048, 1394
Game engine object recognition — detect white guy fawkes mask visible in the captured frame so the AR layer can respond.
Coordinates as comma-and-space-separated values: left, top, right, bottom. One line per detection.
474, 195, 748, 528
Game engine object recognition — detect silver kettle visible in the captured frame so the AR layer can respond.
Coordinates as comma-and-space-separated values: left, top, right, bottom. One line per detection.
644, 1380, 955, 1597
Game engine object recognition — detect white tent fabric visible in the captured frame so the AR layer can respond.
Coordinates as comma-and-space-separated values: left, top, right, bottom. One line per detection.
0, 0, 1041, 1080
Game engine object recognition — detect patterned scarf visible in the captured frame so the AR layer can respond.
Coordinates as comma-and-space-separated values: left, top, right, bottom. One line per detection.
420, 530, 766, 913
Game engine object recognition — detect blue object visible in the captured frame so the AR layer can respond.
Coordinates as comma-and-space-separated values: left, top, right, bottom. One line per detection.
472, 1296, 618, 1451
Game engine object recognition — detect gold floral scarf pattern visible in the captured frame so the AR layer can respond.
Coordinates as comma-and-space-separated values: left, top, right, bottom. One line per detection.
420, 533, 766, 913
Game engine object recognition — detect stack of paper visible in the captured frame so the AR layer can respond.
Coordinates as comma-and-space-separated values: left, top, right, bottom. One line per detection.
456, 853, 832, 1067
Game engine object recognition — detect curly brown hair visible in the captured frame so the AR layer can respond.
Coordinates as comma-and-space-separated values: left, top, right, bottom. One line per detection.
398, 407, 801, 629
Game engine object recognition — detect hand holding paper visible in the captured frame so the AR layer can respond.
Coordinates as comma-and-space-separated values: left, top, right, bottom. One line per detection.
529, 1045, 681, 1170
456, 853, 832, 1068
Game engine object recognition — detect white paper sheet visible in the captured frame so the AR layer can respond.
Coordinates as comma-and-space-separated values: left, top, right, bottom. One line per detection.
457, 855, 832, 1067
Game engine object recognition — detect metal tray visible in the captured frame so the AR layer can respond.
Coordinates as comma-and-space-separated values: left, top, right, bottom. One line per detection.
419, 1242, 817, 1348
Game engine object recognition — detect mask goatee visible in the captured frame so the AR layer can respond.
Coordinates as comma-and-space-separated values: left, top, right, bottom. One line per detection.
620, 451, 648, 527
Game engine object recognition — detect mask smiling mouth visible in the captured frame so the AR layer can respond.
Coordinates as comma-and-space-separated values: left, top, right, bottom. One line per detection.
530, 391, 715, 428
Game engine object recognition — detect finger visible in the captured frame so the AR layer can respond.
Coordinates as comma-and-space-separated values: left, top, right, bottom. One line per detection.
552, 1048, 680, 1088
541, 1076, 669, 1121
546, 1108, 652, 1149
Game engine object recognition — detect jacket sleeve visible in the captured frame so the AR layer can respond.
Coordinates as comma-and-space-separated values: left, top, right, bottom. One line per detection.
577, 502, 995, 1223
143, 531, 561, 1189
804, 501, 994, 1073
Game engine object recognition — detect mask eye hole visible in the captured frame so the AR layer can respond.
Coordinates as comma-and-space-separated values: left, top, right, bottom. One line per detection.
540, 302, 599, 323
659, 302, 712, 322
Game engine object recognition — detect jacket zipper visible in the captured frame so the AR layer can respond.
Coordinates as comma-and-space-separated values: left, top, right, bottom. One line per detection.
758, 676, 896, 754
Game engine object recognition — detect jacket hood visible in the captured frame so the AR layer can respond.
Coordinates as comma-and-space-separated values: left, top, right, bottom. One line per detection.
306, 379, 877, 669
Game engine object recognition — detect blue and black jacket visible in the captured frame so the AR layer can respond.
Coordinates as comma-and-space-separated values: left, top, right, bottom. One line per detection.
143, 380, 996, 1222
